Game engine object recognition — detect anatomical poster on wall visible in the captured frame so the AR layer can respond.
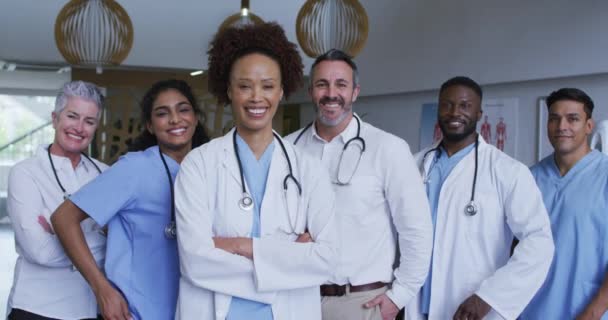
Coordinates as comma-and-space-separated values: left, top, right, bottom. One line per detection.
419, 98, 519, 157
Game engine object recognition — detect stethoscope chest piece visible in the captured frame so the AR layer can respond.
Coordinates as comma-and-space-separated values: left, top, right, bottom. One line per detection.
239, 193, 254, 211
465, 201, 478, 216
164, 221, 177, 239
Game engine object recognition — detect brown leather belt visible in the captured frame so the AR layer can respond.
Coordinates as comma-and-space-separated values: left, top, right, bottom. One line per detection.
320, 282, 387, 297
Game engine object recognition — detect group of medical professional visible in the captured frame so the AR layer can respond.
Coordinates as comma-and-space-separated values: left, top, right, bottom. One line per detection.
4, 20, 608, 320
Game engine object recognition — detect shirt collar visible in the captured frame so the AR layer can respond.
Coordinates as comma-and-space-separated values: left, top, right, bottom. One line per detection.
39, 144, 90, 172
311, 113, 361, 144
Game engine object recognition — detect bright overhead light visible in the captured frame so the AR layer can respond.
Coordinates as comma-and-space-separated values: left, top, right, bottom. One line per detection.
6, 63, 16, 71
190, 70, 204, 76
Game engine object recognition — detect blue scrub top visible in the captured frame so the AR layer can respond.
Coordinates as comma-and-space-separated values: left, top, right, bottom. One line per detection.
521, 150, 608, 319
421, 143, 475, 314
70, 146, 180, 320
226, 134, 275, 320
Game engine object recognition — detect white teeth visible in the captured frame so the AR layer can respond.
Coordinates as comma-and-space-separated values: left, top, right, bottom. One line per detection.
67, 133, 83, 140
248, 108, 266, 114
324, 103, 340, 108
169, 128, 186, 134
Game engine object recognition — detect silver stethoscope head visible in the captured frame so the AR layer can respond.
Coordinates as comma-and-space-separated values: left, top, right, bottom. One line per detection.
465, 200, 478, 216
239, 193, 254, 211
164, 221, 177, 239
424, 134, 481, 217
233, 130, 301, 214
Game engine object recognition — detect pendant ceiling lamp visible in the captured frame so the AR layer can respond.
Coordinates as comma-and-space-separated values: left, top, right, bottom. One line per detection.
219, 0, 264, 32
296, 0, 369, 58
55, 0, 134, 74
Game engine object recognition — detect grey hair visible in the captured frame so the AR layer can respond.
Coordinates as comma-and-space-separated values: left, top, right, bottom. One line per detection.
54, 81, 105, 117
308, 49, 360, 88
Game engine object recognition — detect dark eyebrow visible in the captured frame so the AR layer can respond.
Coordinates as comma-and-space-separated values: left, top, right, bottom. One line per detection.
152, 105, 170, 111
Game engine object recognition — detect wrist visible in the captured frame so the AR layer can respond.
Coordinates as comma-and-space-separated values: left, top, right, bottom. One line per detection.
90, 273, 111, 295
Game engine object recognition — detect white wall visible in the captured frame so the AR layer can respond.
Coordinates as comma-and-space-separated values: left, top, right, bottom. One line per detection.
356, 0, 608, 96
299, 73, 608, 166
0, 70, 69, 95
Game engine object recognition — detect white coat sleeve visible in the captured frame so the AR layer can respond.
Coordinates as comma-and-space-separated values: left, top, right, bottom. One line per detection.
252, 166, 338, 292
8, 165, 105, 268
174, 151, 276, 304
475, 165, 554, 319
384, 140, 434, 309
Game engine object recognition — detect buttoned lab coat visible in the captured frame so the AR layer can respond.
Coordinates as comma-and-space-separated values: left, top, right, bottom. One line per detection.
174, 129, 338, 320
406, 138, 554, 320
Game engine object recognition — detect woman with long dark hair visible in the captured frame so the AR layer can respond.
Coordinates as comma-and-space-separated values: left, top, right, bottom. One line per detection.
51, 79, 209, 320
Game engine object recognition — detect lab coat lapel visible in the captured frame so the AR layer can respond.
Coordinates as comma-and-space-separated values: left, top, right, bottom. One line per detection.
221, 128, 248, 189
259, 133, 289, 232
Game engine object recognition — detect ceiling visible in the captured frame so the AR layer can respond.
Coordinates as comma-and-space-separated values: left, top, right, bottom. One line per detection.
3, 1, 608, 98
0, 0, 315, 72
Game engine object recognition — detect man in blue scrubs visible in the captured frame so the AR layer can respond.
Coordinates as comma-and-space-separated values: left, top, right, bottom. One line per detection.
521, 88, 608, 320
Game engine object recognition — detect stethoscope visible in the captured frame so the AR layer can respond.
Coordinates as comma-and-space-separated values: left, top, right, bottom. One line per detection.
422, 135, 479, 216
293, 114, 366, 185
47, 143, 102, 200
234, 130, 302, 214
159, 149, 178, 239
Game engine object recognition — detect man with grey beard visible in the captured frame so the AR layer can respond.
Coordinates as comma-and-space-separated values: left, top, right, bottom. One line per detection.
286, 49, 433, 320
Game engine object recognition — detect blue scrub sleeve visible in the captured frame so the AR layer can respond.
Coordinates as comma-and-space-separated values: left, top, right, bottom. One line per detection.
70, 155, 138, 226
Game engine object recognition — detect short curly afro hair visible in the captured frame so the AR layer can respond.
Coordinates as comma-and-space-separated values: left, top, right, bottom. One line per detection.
207, 22, 304, 106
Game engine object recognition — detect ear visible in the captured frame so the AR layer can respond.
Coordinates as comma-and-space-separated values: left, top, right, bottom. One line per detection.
352, 84, 361, 103
477, 109, 483, 122
227, 84, 232, 102
280, 86, 284, 102
586, 117, 595, 135
51, 111, 58, 129
146, 121, 154, 135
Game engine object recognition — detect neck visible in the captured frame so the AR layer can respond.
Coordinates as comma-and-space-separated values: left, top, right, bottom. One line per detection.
49, 143, 81, 168
160, 145, 191, 164
554, 145, 591, 176
236, 126, 274, 160
442, 133, 477, 157
315, 113, 353, 142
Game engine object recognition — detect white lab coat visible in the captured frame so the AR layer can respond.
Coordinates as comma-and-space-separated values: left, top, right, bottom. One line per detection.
174, 129, 338, 320
406, 137, 554, 320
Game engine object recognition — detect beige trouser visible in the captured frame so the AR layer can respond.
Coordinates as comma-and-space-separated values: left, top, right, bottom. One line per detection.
322, 286, 390, 320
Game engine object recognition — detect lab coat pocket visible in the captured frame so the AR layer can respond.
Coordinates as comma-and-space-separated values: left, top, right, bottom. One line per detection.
344, 175, 383, 219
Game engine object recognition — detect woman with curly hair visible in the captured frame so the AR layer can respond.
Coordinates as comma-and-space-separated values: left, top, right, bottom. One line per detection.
173, 22, 338, 320
51, 79, 209, 320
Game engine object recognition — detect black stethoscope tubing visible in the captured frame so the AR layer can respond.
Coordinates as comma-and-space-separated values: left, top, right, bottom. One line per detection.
159, 148, 177, 239
293, 115, 366, 153
233, 130, 302, 212
47, 143, 102, 199
423, 135, 479, 216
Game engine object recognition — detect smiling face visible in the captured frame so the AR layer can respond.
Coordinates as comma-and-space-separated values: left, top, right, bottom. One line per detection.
437, 84, 482, 144
227, 53, 283, 135
52, 96, 100, 157
146, 89, 198, 156
547, 99, 593, 158
309, 60, 360, 129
